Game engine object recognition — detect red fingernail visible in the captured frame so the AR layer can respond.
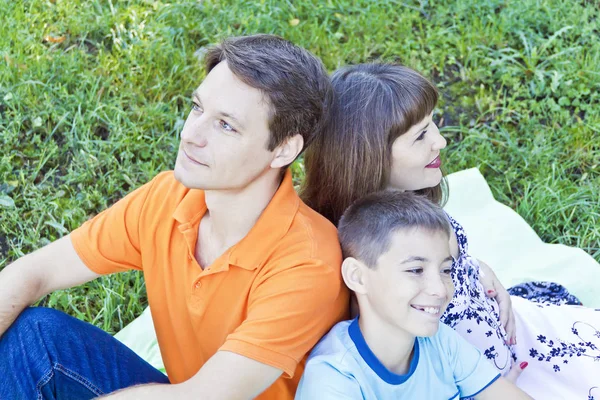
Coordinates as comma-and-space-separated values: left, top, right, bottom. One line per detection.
487, 290, 495, 294
520, 362, 528, 369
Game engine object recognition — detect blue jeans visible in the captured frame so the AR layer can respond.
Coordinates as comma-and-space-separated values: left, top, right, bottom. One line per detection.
0, 307, 170, 399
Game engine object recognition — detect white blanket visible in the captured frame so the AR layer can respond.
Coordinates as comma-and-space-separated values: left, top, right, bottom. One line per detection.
444, 168, 599, 308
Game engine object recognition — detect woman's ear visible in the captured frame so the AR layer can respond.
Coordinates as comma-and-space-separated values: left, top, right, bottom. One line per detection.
270, 134, 303, 169
342, 257, 368, 295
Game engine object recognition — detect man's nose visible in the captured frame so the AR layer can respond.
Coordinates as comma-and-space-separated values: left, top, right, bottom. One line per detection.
180, 115, 209, 147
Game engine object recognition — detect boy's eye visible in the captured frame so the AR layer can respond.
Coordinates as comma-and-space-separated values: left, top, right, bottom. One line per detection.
219, 120, 236, 133
406, 268, 424, 275
416, 130, 427, 141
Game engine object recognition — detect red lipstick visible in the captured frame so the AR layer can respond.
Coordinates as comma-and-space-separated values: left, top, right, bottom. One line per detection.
425, 155, 441, 169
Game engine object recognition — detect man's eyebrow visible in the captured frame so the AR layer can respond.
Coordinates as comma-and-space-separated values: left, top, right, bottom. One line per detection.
219, 111, 245, 129
400, 256, 427, 264
191, 90, 245, 129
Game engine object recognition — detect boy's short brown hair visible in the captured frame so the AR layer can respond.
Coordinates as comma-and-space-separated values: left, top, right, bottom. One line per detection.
338, 190, 451, 268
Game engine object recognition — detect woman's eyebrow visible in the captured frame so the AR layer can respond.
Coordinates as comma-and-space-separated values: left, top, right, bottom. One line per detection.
415, 122, 430, 134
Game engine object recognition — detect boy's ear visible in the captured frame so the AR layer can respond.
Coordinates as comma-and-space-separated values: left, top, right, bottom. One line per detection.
270, 134, 303, 169
342, 257, 368, 295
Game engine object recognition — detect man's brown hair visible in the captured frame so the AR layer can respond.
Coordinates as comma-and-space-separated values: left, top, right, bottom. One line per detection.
301, 63, 446, 226
204, 34, 332, 153
338, 190, 451, 268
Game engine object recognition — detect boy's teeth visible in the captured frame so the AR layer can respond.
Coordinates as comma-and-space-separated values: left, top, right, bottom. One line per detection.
412, 305, 440, 314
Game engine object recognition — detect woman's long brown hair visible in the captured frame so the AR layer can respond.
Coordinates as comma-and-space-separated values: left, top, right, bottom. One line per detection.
301, 63, 447, 226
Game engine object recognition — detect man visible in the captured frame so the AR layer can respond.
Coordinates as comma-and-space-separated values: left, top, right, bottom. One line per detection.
0, 34, 348, 400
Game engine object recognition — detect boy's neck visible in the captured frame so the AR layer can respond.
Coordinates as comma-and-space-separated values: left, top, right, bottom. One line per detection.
358, 311, 416, 375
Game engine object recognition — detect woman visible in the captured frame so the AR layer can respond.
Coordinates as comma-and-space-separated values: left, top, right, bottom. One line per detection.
301, 63, 600, 399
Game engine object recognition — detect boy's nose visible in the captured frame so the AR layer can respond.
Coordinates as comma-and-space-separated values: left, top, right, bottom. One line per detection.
425, 274, 448, 299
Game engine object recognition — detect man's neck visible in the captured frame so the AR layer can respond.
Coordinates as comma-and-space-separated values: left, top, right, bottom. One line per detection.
358, 308, 416, 376
202, 168, 284, 254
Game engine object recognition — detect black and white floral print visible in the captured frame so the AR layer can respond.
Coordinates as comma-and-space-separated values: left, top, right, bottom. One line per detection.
442, 213, 600, 398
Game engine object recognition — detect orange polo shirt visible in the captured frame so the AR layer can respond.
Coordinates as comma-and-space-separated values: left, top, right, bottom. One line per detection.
70, 169, 348, 399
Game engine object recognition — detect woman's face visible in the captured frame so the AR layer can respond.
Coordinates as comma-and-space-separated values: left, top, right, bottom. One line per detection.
387, 113, 447, 191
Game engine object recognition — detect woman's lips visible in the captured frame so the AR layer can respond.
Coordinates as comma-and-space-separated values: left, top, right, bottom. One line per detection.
425, 155, 441, 169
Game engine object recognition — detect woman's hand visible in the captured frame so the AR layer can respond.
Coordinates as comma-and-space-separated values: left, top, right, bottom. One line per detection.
478, 259, 517, 345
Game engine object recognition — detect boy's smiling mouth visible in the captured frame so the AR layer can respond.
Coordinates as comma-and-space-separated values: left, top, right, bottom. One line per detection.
410, 305, 441, 315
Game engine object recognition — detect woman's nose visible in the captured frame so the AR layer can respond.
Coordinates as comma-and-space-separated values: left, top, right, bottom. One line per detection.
431, 124, 447, 151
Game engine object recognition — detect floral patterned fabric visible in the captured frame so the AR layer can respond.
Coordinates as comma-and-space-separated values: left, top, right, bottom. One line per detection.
442, 214, 600, 399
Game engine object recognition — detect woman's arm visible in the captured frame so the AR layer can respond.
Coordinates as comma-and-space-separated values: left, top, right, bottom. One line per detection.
448, 228, 516, 344
478, 259, 516, 345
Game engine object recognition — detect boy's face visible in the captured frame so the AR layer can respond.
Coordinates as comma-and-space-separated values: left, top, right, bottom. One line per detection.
174, 61, 277, 190
363, 227, 454, 338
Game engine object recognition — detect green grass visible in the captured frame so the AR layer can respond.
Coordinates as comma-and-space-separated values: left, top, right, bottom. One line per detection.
1, 0, 598, 333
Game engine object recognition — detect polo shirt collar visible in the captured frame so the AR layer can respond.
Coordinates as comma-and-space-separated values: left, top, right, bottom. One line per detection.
172, 169, 299, 270
172, 188, 207, 227
229, 169, 299, 270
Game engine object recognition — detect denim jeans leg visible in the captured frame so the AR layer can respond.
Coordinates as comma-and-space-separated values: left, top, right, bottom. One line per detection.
0, 307, 170, 400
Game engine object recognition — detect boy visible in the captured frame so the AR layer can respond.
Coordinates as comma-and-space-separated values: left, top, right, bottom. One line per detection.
296, 191, 531, 399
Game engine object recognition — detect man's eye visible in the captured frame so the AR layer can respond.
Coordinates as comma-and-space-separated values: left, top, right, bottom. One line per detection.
416, 130, 427, 141
219, 120, 236, 132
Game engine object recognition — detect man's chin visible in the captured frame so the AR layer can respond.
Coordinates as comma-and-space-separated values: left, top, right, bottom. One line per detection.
173, 167, 205, 189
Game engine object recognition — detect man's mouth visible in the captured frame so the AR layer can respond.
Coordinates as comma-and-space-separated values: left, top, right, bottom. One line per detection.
182, 149, 208, 167
425, 155, 441, 169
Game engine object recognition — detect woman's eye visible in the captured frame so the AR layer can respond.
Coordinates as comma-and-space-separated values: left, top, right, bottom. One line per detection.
191, 102, 203, 113
219, 120, 236, 132
442, 267, 454, 275
416, 130, 427, 141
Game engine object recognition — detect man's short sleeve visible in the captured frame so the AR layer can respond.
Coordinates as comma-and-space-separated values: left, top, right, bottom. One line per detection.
440, 325, 501, 398
295, 360, 362, 400
220, 260, 348, 378
70, 177, 158, 275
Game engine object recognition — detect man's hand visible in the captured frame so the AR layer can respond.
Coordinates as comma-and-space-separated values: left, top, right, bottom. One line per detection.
477, 259, 516, 345
100, 351, 283, 400
0, 235, 100, 338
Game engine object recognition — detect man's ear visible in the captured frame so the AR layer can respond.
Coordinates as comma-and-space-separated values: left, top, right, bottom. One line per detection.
342, 257, 368, 295
270, 134, 303, 169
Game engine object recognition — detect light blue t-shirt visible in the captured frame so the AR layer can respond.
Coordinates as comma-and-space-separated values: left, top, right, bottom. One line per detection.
296, 318, 500, 400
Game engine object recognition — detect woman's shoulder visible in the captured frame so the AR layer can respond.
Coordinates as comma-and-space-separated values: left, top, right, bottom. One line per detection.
444, 211, 468, 257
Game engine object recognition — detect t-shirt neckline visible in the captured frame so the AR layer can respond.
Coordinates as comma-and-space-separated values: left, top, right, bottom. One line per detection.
348, 317, 420, 385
